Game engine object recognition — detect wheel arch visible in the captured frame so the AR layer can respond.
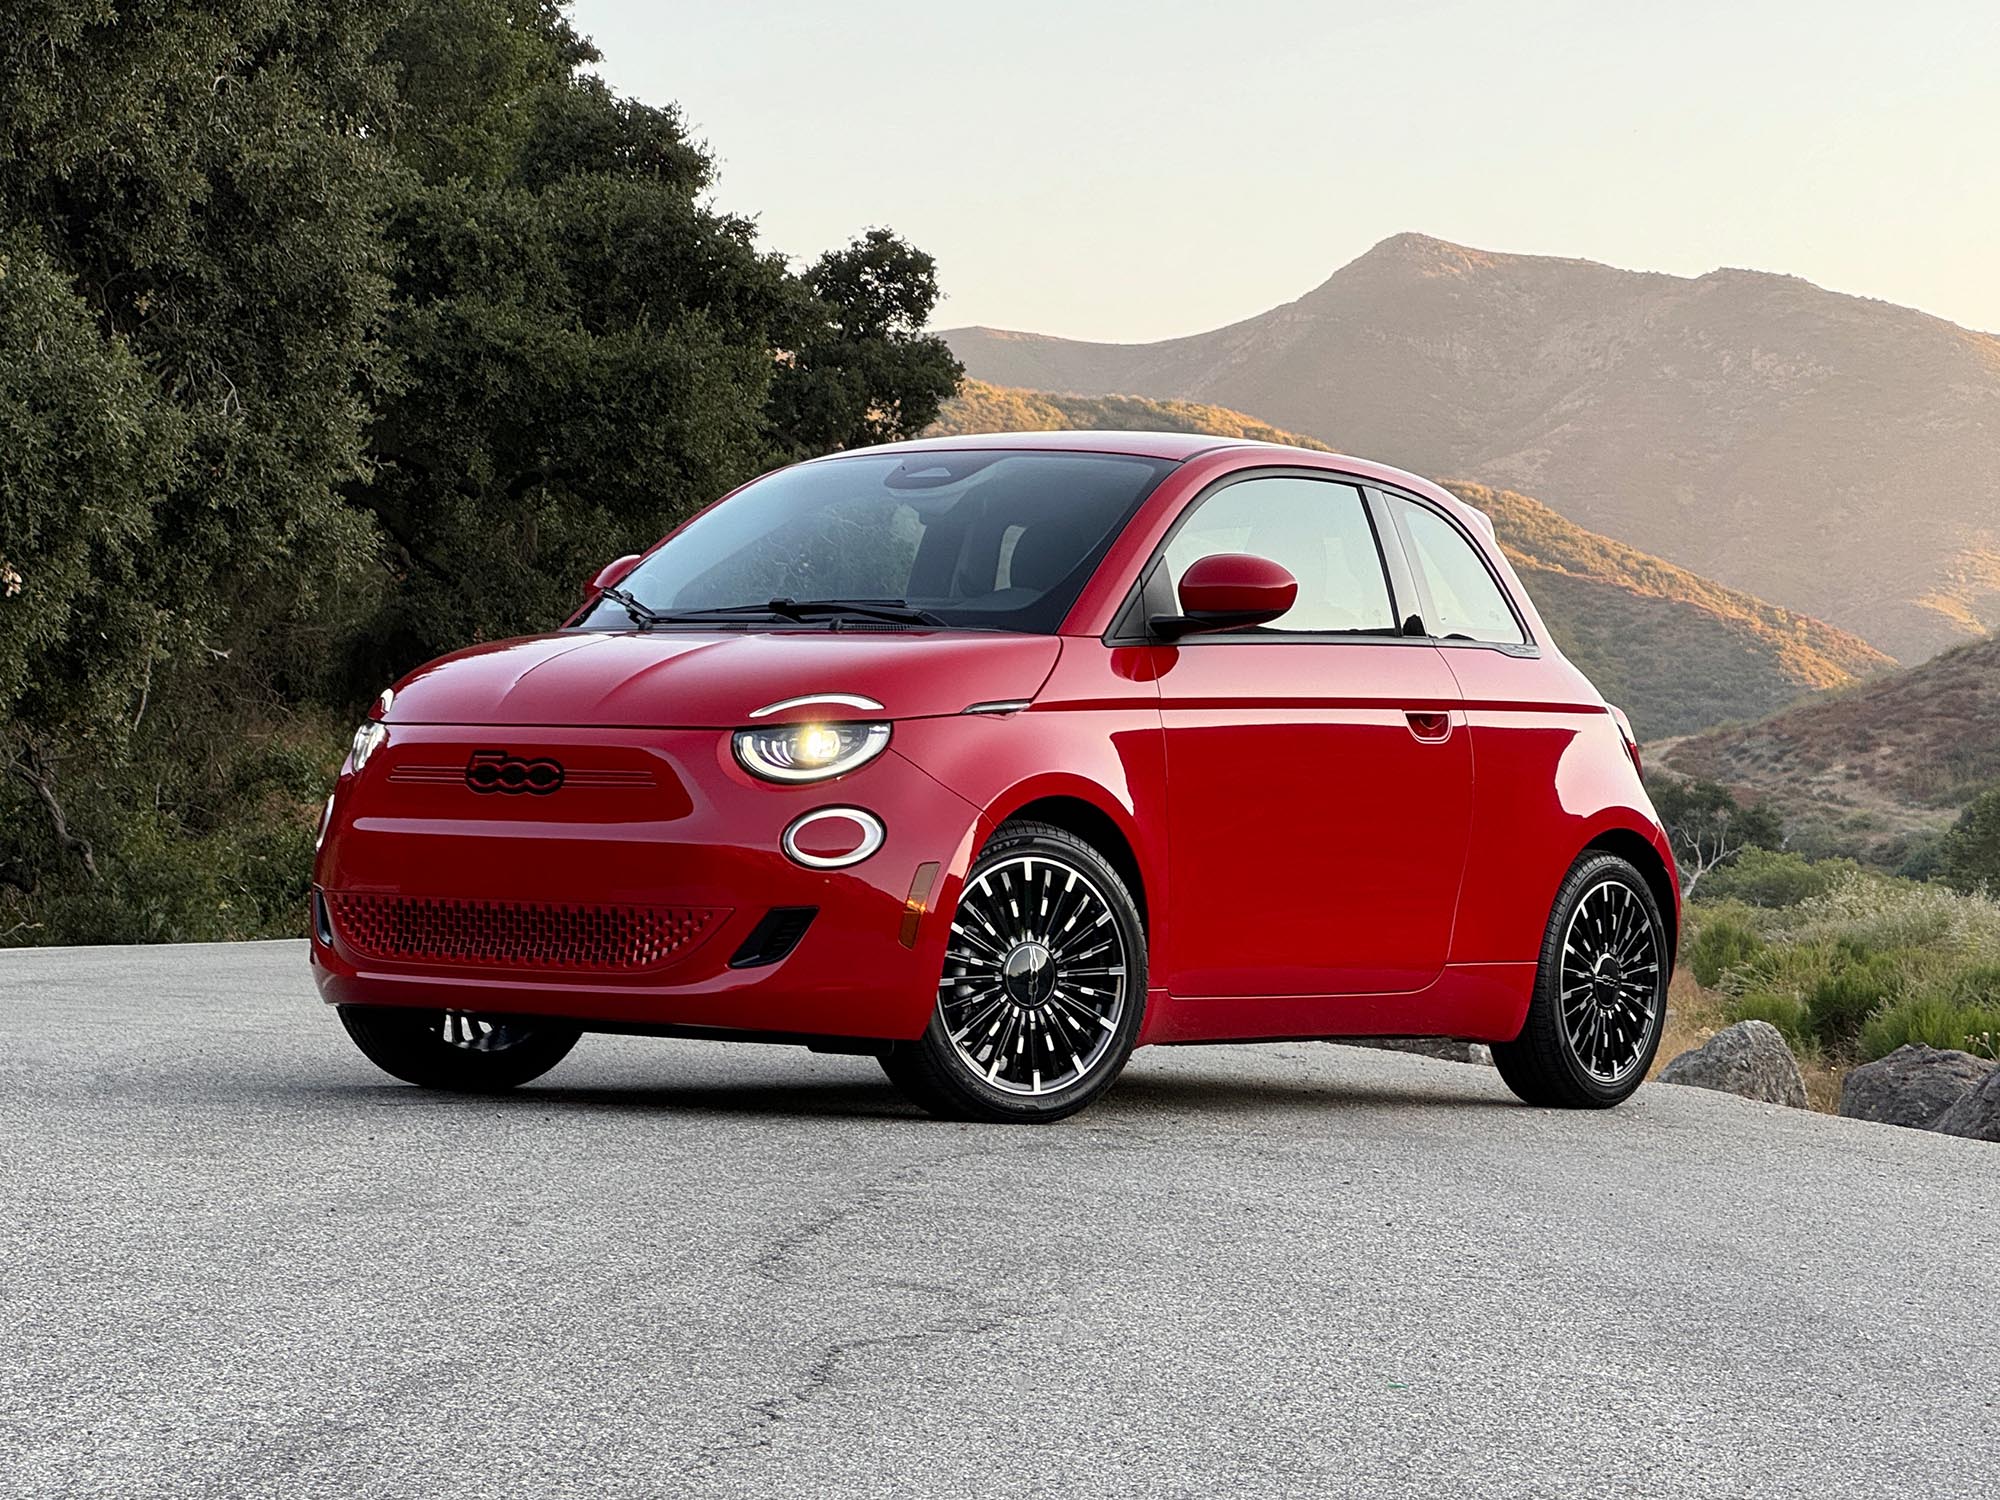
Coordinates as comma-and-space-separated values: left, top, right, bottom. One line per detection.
1582, 826, 1679, 965
991, 791, 1150, 935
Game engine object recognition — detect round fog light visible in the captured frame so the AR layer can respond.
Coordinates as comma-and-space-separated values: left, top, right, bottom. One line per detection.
782, 807, 885, 869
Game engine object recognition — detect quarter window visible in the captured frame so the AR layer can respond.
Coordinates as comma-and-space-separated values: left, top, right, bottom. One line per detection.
1394, 499, 1526, 646
1162, 476, 1396, 634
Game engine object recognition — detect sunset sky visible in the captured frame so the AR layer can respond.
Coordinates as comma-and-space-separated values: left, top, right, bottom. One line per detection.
573, 0, 1999, 343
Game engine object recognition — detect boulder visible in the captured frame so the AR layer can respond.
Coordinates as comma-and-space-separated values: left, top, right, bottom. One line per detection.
1838, 1045, 1995, 1131
1932, 1066, 2000, 1143
1656, 1020, 1807, 1108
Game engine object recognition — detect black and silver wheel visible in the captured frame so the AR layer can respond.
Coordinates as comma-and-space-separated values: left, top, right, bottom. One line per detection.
1491, 851, 1669, 1108
880, 820, 1146, 1122
337, 1005, 581, 1092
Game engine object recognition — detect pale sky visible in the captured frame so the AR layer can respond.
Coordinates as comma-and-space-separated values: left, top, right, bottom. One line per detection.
572, 0, 2000, 343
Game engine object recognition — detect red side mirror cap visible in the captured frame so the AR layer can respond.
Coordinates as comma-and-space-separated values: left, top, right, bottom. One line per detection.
587, 554, 643, 600
1155, 553, 1297, 637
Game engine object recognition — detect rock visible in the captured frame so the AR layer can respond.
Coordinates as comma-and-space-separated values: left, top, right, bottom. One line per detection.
1932, 1066, 2000, 1142
1656, 1020, 1807, 1108
1838, 1045, 1995, 1130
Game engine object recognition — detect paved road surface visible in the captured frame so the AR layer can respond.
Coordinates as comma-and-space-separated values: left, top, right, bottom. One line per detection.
2, 942, 1995, 1498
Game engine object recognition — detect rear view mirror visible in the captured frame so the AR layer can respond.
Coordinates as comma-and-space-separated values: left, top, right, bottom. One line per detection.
586, 554, 643, 600
1151, 553, 1297, 638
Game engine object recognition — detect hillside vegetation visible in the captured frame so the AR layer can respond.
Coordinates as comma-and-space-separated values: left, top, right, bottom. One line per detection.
933, 380, 1335, 449
928, 385, 1890, 737
946, 232, 2000, 664
1657, 634, 2000, 860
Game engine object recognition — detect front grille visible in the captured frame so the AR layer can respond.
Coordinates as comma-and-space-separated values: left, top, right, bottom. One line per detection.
387, 764, 656, 789
326, 893, 720, 972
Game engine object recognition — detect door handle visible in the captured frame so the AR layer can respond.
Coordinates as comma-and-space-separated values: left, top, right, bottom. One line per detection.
1405, 710, 1453, 743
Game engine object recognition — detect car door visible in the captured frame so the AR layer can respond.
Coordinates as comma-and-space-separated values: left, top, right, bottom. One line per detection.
1379, 489, 1605, 967
1150, 471, 1472, 998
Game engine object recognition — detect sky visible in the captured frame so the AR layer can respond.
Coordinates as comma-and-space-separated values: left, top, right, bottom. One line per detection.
571, 0, 2000, 344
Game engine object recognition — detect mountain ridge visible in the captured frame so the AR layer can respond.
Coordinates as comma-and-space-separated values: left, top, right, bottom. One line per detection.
926, 382, 1891, 737
944, 234, 2000, 662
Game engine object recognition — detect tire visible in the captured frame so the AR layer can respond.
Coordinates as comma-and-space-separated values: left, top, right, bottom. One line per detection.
1491, 852, 1670, 1109
879, 820, 1147, 1123
338, 1005, 581, 1092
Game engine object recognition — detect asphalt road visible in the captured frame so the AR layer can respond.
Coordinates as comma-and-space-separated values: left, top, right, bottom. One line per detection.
2, 942, 1996, 1499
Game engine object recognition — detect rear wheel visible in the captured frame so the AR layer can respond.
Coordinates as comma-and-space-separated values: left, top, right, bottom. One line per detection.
1491, 852, 1669, 1109
880, 820, 1146, 1123
338, 1005, 581, 1092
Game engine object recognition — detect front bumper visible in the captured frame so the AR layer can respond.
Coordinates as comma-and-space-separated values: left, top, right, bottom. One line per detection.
309, 723, 984, 1040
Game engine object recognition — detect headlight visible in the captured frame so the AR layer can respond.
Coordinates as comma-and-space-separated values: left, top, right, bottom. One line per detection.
349, 720, 387, 772
733, 721, 890, 783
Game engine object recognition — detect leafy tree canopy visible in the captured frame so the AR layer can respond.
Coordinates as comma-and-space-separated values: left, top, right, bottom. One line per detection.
0, 0, 959, 942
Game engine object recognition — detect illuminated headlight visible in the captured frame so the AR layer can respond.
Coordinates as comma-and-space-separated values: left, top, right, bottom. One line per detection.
349, 720, 388, 772
733, 722, 890, 783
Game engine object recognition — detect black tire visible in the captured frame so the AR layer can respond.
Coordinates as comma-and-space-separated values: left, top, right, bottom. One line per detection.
880, 819, 1147, 1123
1491, 852, 1670, 1109
337, 1005, 581, 1092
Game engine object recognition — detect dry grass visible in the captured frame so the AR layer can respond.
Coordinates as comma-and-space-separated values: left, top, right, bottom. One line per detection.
1650, 967, 1846, 1112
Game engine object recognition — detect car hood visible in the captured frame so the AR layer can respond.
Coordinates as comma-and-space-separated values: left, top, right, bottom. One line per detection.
384, 629, 1063, 728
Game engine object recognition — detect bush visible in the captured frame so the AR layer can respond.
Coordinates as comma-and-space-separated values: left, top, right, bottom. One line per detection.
1723, 991, 1812, 1048
1861, 995, 2000, 1060
1802, 943, 1907, 1044
1701, 848, 1856, 908
1687, 909, 1766, 987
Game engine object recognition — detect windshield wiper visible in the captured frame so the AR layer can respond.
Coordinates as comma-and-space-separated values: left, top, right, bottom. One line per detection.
595, 591, 946, 631
599, 586, 669, 628
764, 597, 949, 628
598, 592, 792, 629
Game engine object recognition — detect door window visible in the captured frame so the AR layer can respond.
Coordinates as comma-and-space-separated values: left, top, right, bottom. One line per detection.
1162, 476, 1395, 634
1393, 499, 1526, 646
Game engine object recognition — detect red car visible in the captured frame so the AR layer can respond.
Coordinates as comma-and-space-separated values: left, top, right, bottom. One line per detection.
312, 432, 1677, 1122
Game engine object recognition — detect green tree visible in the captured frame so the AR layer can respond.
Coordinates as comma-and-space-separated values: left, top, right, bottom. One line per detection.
1937, 786, 2000, 895
356, 7, 960, 668
1647, 774, 1783, 896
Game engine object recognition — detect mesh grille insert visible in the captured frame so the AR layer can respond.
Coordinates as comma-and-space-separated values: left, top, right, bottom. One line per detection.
327, 893, 720, 972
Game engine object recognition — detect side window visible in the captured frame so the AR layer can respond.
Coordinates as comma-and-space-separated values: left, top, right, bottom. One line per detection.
1162, 476, 1395, 634
1394, 499, 1526, 646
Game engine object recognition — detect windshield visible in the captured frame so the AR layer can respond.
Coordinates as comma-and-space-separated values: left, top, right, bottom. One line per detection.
572, 449, 1177, 634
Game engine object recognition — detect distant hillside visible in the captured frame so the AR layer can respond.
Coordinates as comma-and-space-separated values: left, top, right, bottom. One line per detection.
927, 385, 1891, 737
1656, 634, 2000, 856
946, 233, 2000, 664
931, 381, 1334, 449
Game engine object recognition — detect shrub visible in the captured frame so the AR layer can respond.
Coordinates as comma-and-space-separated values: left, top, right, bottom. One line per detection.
1687, 909, 1766, 987
1723, 991, 1811, 1048
1802, 944, 1907, 1044
1861, 995, 2000, 1060
1701, 848, 1855, 908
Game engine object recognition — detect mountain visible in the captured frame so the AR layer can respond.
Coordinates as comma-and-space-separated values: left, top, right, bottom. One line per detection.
1654, 634, 2000, 857
944, 233, 2000, 664
926, 383, 1891, 738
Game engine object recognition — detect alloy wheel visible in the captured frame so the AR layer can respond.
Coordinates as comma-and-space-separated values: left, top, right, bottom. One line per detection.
434, 1011, 534, 1053
938, 854, 1130, 1097
1558, 878, 1663, 1085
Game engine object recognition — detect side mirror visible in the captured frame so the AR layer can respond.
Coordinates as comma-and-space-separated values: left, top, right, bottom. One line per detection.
1151, 554, 1297, 638
587, 553, 643, 600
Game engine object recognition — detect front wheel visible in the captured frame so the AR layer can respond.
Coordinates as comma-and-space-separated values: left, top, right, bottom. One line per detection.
1491, 852, 1669, 1109
880, 820, 1147, 1123
338, 1005, 581, 1092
